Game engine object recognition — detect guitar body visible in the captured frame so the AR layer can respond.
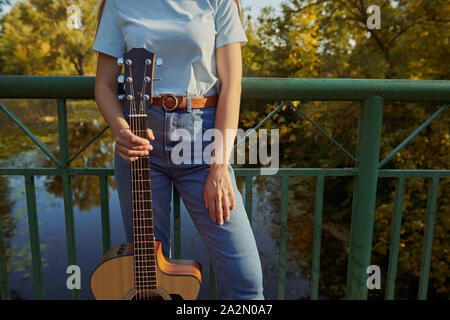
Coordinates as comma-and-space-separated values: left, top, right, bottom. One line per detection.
91, 241, 202, 300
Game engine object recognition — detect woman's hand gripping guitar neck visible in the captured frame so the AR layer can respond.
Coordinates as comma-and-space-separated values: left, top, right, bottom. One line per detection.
94, 52, 155, 163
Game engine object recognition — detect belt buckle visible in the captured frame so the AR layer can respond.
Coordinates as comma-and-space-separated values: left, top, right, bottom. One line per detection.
161, 94, 178, 111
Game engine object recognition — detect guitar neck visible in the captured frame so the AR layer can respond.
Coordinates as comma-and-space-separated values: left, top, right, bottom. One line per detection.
130, 114, 157, 290
120, 47, 158, 291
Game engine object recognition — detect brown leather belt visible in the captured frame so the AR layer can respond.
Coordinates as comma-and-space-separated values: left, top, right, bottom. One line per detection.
152, 94, 218, 111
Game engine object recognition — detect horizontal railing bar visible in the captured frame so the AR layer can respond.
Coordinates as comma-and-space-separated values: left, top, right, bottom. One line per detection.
2, 168, 449, 178
0, 167, 359, 176
0, 168, 114, 175
234, 168, 359, 176
1, 76, 450, 101
379, 170, 450, 178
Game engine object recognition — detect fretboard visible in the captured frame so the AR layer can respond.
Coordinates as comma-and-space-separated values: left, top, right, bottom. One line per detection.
130, 114, 157, 290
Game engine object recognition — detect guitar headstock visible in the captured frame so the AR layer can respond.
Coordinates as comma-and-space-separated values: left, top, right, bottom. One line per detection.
117, 48, 157, 116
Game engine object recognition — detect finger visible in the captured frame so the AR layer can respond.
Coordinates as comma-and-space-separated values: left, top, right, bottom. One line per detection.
208, 197, 216, 223
223, 193, 230, 221
147, 128, 156, 141
116, 144, 149, 157
216, 196, 223, 225
121, 128, 151, 146
116, 135, 150, 151
117, 150, 138, 162
229, 187, 236, 211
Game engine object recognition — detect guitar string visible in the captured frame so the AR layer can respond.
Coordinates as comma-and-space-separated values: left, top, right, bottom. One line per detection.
138, 60, 151, 299
130, 57, 157, 299
128, 61, 147, 300
126, 61, 141, 299
140, 59, 153, 300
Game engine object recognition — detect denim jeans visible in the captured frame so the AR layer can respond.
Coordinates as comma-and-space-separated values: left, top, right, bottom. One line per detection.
113, 103, 264, 300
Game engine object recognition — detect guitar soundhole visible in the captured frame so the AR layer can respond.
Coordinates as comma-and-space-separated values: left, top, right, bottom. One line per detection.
130, 291, 165, 300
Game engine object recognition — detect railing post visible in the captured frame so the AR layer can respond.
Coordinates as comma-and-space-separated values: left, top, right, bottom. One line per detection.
346, 96, 384, 299
57, 98, 79, 300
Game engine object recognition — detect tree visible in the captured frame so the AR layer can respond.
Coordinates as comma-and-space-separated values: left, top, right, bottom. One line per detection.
0, 0, 99, 75
240, 0, 449, 299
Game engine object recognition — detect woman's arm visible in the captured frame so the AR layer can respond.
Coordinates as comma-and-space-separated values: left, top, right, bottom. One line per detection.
95, 52, 154, 162
204, 42, 243, 225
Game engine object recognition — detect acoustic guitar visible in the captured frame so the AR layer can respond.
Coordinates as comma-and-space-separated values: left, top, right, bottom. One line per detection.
91, 48, 202, 300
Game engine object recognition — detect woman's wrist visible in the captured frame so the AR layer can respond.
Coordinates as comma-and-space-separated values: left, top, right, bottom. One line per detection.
210, 162, 228, 171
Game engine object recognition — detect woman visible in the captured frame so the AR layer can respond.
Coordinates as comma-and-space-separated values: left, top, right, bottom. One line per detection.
92, 0, 263, 300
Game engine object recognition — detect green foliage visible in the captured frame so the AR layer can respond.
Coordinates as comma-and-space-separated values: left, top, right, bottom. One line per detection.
0, 0, 99, 75
240, 0, 449, 299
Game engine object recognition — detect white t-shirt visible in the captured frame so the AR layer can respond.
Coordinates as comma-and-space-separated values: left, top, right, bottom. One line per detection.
92, 0, 248, 97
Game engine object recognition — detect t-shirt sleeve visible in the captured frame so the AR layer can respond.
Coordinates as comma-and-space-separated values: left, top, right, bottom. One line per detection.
92, 0, 125, 58
214, 0, 248, 49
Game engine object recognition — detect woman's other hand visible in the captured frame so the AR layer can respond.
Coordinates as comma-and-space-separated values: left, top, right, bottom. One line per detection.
115, 127, 155, 162
204, 164, 236, 225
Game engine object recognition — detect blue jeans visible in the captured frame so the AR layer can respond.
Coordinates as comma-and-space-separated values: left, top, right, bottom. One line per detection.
113, 103, 264, 300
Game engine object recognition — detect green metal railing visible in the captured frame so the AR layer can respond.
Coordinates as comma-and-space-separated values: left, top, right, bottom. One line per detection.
0, 76, 449, 300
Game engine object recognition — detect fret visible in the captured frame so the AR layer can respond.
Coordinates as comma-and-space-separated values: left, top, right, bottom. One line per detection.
134, 273, 157, 276
129, 114, 148, 117
133, 245, 156, 250
134, 260, 157, 265
135, 266, 156, 272
133, 246, 155, 250
134, 272, 156, 276
134, 253, 156, 257
133, 243, 155, 248
132, 228, 155, 232
133, 251, 156, 255
134, 273, 156, 277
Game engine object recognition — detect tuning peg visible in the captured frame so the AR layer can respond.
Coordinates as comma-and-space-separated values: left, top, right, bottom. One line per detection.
156, 58, 163, 66
127, 95, 134, 101
145, 59, 152, 65
144, 76, 162, 81
125, 59, 132, 65
118, 94, 125, 100
143, 95, 150, 100
126, 76, 133, 83
117, 57, 124, 66
117, 75, 124, 83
